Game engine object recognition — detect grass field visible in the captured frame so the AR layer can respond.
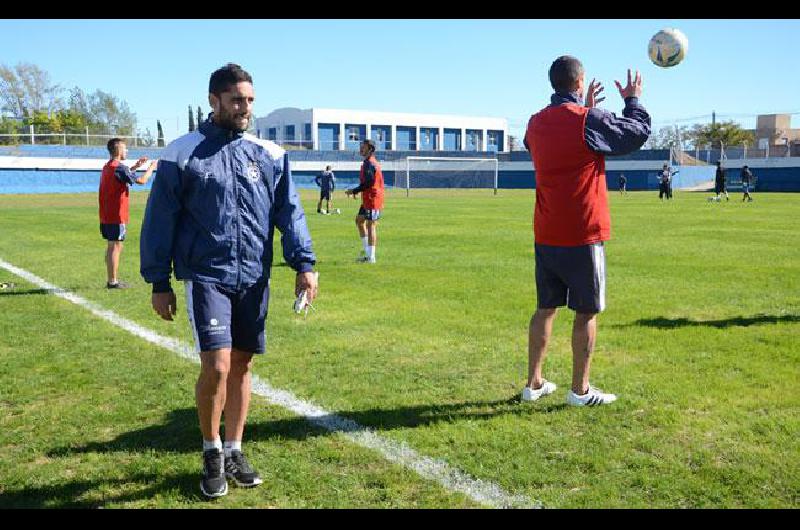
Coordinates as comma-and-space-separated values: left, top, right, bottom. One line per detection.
0, 188, 798, 508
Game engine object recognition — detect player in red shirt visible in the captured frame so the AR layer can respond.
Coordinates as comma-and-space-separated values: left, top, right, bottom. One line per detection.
521, 56, 650, 406
99, 138, 157, 288
346, 139, 384, 263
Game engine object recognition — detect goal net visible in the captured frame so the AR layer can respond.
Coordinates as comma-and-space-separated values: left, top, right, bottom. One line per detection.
398, 156, 499, 196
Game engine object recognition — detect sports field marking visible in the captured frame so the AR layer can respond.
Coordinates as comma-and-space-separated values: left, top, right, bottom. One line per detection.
0, 257, 540, 509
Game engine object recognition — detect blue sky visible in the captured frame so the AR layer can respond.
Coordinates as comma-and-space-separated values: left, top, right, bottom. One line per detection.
1, 19, 798, 142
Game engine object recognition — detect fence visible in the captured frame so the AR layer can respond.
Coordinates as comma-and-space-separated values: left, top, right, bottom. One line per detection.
0, 124, 159, 147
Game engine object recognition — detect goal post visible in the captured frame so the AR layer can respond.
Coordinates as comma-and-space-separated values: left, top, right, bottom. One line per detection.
402, 156, 499, 196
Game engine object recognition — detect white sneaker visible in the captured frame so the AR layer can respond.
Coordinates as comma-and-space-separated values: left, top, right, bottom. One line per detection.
521, 380, 557, 402
566, 385, 617, 406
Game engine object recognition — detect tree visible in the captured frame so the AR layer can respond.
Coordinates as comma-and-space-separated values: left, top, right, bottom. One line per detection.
87, 89, 137, 136
0, 62, 64, 118
644, 125, 693, 150
197, 106, 204, 127
139, 128, 155, 147
686, 121, 755, 149
508, 135, 518, 151
157, 120, 165, 147
188, 105, 195, 132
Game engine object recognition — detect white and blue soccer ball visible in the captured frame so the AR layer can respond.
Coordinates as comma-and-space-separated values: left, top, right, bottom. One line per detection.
648, 28, 689, 68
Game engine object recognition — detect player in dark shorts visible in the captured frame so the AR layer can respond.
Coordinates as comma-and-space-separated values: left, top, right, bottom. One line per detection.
98, 138, 156, 289
346, 139, 385, 263
714, 160, 729, 201
522, 56, 650, 406
140, 63, 318, 499
741, 165, 754, 202
315, 165, 336, 214
618, 173, 627, 194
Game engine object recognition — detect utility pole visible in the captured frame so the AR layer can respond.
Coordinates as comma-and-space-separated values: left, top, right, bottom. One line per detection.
712, 111, 715, 127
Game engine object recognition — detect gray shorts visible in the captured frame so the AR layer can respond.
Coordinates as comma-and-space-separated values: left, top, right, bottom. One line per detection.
535, 242, 606, 314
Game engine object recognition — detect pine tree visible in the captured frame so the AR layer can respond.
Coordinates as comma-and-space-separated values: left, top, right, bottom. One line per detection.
156, 120, 165, 147
197, 106, 204, 126
188, 105, 195, 132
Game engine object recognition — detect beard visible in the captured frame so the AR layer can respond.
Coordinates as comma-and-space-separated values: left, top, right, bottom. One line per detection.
214, 108, 250, 133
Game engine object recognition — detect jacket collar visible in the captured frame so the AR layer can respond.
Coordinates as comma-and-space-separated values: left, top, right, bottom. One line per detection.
199, 114, 245, 141
550, 91, 583, 106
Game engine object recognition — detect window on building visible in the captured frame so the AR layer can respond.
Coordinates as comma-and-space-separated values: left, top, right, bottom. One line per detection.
348, 127, 360, 142
375, 129, 385, 142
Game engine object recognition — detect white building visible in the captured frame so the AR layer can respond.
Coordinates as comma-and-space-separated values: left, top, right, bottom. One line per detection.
254, 108, 509, 152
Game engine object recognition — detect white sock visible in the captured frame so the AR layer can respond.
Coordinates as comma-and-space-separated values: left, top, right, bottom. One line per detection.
367, 245, 376, 260
223, 440, 242, 456
361, 236, 369, 253
203, 438, 222, 452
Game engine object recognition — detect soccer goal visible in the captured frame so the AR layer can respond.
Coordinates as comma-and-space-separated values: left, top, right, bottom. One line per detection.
399, 156, 499, 196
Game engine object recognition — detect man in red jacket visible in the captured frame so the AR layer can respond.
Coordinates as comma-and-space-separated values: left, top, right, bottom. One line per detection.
346, 139, 384, 263
521, 56, 650, 406
99, 138, 156, 288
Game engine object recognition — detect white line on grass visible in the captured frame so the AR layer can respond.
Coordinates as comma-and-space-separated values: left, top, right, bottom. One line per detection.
0, 257, 540, 509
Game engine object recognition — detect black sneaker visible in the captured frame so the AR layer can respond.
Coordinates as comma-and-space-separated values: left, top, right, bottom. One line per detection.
225, 450, 263, 487
106, 281, 130, 289
200, 449, 228, 498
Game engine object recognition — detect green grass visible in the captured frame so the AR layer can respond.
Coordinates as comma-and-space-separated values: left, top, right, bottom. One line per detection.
0, 189, 798, 508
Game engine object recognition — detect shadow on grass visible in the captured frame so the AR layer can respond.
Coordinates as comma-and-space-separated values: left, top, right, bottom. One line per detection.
0, 288, 51, 297
0, 471, 205, 508
49, 397, 567, 459
625, 314, 800, 329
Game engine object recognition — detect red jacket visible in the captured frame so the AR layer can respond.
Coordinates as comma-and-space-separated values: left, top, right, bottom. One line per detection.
99, 159, 132, 224
525, 102, 610, 246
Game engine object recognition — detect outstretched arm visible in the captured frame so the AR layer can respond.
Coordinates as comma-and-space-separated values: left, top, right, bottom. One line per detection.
135, 160, 158, 185
584, 69, 651, 157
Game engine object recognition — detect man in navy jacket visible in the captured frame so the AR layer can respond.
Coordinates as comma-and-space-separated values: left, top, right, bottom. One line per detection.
140, 63, 317, 498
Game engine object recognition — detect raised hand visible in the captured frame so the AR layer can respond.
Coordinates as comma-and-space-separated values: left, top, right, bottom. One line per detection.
614, 69, 642, 100
584, 78, 605, 108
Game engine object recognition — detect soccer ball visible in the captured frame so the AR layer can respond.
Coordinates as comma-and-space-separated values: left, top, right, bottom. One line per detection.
648, 28, 688, 68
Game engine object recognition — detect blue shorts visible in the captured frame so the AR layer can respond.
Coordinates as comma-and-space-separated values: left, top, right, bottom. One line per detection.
742, 183, 750, 193
320, 189, 332, 200
184, 279, 270, 354
535, 242, 606, 314
100, 223, 126, 241
357, 207, 381, 221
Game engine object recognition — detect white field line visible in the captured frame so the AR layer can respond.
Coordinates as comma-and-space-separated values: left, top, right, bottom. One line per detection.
0, 257, 540, 509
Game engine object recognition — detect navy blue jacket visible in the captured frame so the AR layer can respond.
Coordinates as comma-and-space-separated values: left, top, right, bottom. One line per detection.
140, 117, 315, 293
315, 170, 336, 192
524, 91, 651, 156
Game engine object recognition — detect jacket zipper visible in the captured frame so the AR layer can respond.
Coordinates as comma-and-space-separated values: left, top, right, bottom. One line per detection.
229, 137, 242, 289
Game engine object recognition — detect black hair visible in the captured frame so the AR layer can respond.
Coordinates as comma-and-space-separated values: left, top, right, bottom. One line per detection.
362, 139, 376, 154
209, 63, 253, 96
107, 138, 124, 156
549, 55, 584, 93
